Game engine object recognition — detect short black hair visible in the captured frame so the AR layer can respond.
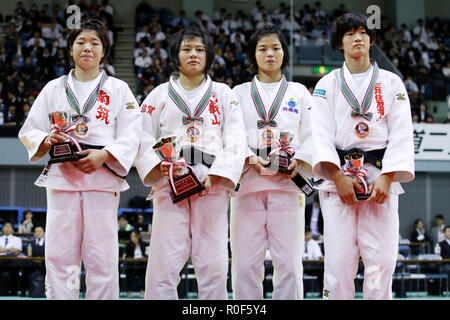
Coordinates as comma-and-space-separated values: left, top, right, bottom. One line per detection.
67, 19, 111, 64
168, 25, 215, 75
247, 25, 290, 71
331, 13, 376, 51
444, 226, 450, 233
2, 221, 13, 229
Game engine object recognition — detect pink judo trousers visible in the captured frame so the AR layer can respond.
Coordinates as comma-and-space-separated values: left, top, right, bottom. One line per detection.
319, 190, 399, 300
230, 190, 305, 300
145, 186, 229, 300
45, 189, 120, 300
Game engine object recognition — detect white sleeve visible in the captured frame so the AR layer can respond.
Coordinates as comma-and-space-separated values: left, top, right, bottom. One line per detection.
209, 87, 247, 188
102, 83, 142, 177
18, 84, 53, 163
134, 85, 164, 186
381, 76, 415, 182
311, 77, 341, 180
232, 85, 255, 159
293, 85, 313, 178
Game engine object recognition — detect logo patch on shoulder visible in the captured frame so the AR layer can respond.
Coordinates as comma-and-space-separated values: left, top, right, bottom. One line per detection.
396, 93, 406, 101
313, 89, 327, 99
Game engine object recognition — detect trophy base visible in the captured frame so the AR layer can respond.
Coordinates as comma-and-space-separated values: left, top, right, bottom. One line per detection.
265, 154, 293, 174
356, 193, 371, 200
48, 142, 80, 164
169, 168, 205, 203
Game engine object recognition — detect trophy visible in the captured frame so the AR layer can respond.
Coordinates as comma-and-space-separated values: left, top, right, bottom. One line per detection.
265, 131, 295, 174
153, 136, 205, 203
47, 112, 81, 164
344, 152, 371, 200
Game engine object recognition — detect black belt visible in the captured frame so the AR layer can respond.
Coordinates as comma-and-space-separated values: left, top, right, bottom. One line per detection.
79, 143, 127, 179
179, 147, 215, 169
248, 147, 315, 197
336, 147, 386, 170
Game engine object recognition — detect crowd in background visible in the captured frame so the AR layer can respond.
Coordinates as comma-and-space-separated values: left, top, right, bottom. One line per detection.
0, 1, 449, 135
0, 0, 116, 135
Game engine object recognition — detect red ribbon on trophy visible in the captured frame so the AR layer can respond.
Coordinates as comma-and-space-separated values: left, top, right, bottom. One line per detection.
161, 158, 189, 193
49, 122, 82, 152
343, 165, 369, 195
268, 139, 295, 158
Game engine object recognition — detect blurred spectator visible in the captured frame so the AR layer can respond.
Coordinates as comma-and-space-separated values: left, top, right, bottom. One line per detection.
135, 0, 153, 19
136, 24, 150, 43
0, 222, 23, 296
439, 226, 450, 291
0, 222, 22, 256
18, 209, 34, 234
29, 225, 45, 257
430, 214, 446, 247
124, 230, 147, 298
3, 104, 20, 127
255, 14, 273, 30
133, 214, 150, 233
410, 218, 430, 255
404, 75, 419, 93
439, 226, 450, 257
172, 10, 189, 28
118, 215, 134, 241
418, 103, 431, 123
101, 57, 116, 76
305, 194, 324, 240
316, 31, 330, 46
303, 228, 323, 261
134, 49, 152, 71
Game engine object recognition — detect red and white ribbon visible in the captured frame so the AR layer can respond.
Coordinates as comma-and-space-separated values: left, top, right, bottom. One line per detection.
343, 166, 369, 194
161, 158, 189, 192
268, 139, 295, 158
49, 123, 82, 152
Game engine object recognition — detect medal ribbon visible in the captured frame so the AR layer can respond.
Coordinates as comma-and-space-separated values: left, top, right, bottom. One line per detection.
49, 123, 82, 152
343, 166, 369, 195
65, 70, 108, 123
268, 139, 295, 158
161, 158, 190, 193
340, 61, 379, 121
251, 76, 288, 129
168, 80, 212, 125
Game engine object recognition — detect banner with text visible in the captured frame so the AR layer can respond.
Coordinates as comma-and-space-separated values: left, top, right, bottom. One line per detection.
413, 124, 450, 160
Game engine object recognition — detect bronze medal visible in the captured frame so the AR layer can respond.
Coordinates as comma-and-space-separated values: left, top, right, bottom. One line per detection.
355, 122, 369, 138
185, 125, 201, 142
75, 122, 89, 139
261, 129, 274, 146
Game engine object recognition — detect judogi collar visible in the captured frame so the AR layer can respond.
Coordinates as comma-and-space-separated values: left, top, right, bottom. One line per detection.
168, 75, 212, 126
65, 69, 108, 123
251, 75, 288, 129
340, 60, 379, 121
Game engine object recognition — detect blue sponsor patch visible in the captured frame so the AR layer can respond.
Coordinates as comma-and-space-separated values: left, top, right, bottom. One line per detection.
283, 98, 299, 113
313, 88, 327, 99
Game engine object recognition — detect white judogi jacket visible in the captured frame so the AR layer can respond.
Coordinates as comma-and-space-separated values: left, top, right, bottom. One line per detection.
311, 62, 415, 194
135, 75, 247, 197
18, 70, 141, 192
232, 75, 313, 196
